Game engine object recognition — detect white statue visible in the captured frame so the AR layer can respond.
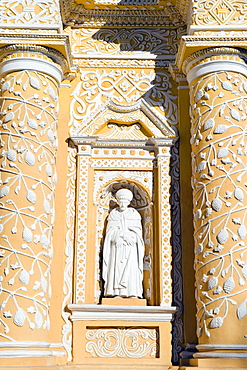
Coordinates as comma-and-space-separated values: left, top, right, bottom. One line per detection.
102, 188, 144, 298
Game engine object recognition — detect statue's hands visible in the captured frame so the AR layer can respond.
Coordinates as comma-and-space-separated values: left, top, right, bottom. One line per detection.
123, 234, 134, 245
116, 238, 123, 248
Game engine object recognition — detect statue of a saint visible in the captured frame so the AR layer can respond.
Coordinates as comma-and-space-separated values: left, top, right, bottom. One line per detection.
102, 188, 144, 298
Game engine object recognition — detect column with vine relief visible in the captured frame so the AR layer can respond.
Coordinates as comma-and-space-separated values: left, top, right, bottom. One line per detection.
0, 46, 65, 357
183, 48, 247, 363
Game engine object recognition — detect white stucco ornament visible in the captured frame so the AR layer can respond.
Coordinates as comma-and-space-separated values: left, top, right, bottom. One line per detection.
102, 188, 144, 298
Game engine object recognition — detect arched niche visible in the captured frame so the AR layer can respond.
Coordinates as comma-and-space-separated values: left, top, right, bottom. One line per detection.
94, 177, 154, 305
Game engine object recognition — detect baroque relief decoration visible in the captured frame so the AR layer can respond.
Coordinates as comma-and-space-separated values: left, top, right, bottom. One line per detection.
157, 153, 173, 305
192, 0, 247, 27
62, 146, 77, 360
74, 154, 90, 304
75, 59, 171, 69
189, 61, 247, 338
0, 0, 61, 29
69, 69, 178, 135
0, 69, 59, 339
68, 27, 180, 57
86, 327, 159, 358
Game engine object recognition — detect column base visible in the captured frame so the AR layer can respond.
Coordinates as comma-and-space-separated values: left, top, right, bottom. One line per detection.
181, 357, 247, 368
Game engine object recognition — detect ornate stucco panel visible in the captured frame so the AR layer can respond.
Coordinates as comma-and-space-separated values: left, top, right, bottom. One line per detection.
67, 27, 180, 57
0, 0, 62, 30
189, 0, 247, 35
68, 67, 178, 136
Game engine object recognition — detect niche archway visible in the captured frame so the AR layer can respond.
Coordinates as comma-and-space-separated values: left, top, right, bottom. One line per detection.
94, 178, 154, 304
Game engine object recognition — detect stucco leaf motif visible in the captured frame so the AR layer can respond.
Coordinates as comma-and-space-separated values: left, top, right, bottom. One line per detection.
19, 270, 30, 285
208, 276, 218, 290
204, 118, 214, 130
213, 124, 228, 134
237, 301, 247, 320
210, 316, 224, 329
13, 309, 26, 327
29, 77, 41, 90
222, 81, 233, 91
4, 112, 14, 123
223, 277, 235, 293
211, 198, 222, 212
25, 151, 35, 166
217, 147, 228, 158
230, 108, 241, 121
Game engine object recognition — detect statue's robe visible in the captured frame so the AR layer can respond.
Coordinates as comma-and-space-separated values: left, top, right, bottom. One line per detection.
102, 207, 144, 298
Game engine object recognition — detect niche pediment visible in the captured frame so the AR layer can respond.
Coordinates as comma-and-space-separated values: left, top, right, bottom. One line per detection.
71, 99, 177, 142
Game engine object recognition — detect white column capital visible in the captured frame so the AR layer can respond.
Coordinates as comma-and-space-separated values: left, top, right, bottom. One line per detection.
183, 47, 247, 85
0, 45, 68, 83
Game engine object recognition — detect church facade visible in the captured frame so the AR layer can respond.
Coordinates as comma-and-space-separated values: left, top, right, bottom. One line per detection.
0, 0, 247, 369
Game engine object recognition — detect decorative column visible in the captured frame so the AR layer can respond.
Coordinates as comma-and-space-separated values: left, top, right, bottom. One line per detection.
0, 46, 66, 358
183, 48, 247, 366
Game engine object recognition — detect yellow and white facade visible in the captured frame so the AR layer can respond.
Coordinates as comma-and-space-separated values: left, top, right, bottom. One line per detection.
0, 1, 247, 369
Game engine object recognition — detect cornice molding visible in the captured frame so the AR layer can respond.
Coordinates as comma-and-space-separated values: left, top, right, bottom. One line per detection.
68, 304, 177, 321
176, 35, 247, 71
60, 0, 185, 27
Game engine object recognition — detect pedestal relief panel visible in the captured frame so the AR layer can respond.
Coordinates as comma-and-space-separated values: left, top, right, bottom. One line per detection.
85, 327, 159, 358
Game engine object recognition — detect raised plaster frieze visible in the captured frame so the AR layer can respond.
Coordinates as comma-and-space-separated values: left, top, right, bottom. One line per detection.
61, 147, 77, 360
75, 156, 90, 304
91, 157, 154, 169
192, 0, 247, 27
69, 69, 178, 135
193, 31, 247, 36
0, 70, 58, 339
157, 155, 172, 305
191, 70, 247, 337
0, 0, 61, 28
74, 59, 170, 69
86, 327, 158, 358
68, 27, 179, 57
